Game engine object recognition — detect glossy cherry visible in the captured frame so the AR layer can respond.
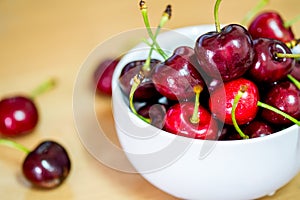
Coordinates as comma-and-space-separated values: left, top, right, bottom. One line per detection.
247, 37, 294, 83
22, 140, 71, 189
164, 86, 218, 140
261, 81, 300, 125
291, 60, 300, 81
0, 96, 38, 137
119, 59, 161, 101
137, 102, 167, 129
195, 24, 255, 82
248, 11, 295, 43
152, 46, 205, 101
94, 58, 120, 95
242, 120, 274, 138
209, 78, 260, 125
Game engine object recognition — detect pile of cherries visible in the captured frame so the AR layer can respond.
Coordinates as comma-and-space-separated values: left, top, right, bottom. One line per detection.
0, 79, 71, 189
92, 1, 300, 140
111, 0, 300, 140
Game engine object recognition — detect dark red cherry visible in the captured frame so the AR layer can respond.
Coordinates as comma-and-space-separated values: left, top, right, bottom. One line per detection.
242, 120, 274, 138
209, 78, 259, 125
291, 60, 300, 81
261, 81, 300, 125
194, 24, 255, 82
248, 11, 295, 43
137, 102, 167, 129
152, 46, 205, 101
119, 59, 161, 101
94, 58, 120, 95
0, 96, 38, 137
247, 38, 294, 83
164, 102, 218, 140
22, 140, 71, 189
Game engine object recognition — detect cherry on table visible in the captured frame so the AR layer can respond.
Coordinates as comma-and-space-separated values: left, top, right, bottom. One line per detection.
94, 58, 120, 95
0, 139, 71, 189
22, 140, 71, 189
0, 79, 55, 137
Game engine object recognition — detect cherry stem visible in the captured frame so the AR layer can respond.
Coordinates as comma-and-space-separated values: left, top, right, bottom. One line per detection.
128, 72, 151, 123
240, 0, 269, 25
214, 0, 222, 33
276, 53, 300, 59
0, 138, 30, 154
139, 1, 169, 61
284, 13, 300, 28
285, 39, 300, 49
257, 101, 300, 126
190, 85, 203, 124
30, 78, 56, 99
287, 74, 300, 90
231, 85, 249, 139
141, 4, 171, 72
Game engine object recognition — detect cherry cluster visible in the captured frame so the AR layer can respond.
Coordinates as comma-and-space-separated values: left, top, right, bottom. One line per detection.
0, 79, 71, 189
115, 0, 300, 140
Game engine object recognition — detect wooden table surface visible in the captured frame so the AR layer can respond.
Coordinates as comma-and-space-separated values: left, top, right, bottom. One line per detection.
1, 0, 300, 199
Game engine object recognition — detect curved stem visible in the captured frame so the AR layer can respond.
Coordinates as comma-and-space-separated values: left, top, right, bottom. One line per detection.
287, 74, 300, 90
30, 78, 56, 99
128, 73, 151, 123
231, 85, 249, 139
276, 53, 300, 59
0, 139, 30, 154
241, 0, 269, 25
214, 0, 222, 33
190, 85, 203, 124
284, 13, 300, 28
257, 101, 300, 126
141, 6, 170, 72
139, 1, 169, 60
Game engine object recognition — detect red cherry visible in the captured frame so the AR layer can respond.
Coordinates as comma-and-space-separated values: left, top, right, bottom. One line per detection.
22, 140, 71, 189
209, 78, 259, 125
261, 81, 300, 125
94, 58, 120, 95
194, 24, 255, 82
247, 37, 294, 83
248, 11, 295, 43
0, 96, 38, 137
242, 120, 274, 138
152, 46, 205, 101
164, 102, 218, 140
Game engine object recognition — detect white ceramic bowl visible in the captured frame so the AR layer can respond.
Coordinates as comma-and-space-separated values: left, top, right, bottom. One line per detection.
111, 25, 300, 200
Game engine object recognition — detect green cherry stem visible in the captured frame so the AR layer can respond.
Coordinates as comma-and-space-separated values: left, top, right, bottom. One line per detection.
128, 72, 151, 124
257, 101, 300, 126
142, 4, 171, 72
190, 85, 203, 124
276, 53, 300, 59
214, 0, 222, 33
287, 74, 300, 90
30, 78, 56, 99
0, 138, 30, 154
284, 13, 300, 28
139, 1, 170, 60
240, 0, 269, 25
231, 85, 249, 139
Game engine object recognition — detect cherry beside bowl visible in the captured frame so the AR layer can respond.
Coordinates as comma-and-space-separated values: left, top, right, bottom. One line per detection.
111, 25, 300, 200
